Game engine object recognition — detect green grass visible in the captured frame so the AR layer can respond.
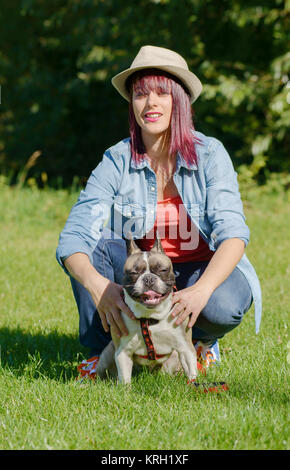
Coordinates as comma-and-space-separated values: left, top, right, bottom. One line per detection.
0, 181, 289, 450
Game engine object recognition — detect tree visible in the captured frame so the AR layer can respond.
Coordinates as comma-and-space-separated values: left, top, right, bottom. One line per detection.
0, 0, 289, 186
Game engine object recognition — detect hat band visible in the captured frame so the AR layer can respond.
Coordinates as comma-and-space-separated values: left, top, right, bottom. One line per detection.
125, 68, 191, 98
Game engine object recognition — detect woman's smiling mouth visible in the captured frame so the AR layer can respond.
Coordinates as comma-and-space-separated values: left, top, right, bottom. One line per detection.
144, 112, 163, 122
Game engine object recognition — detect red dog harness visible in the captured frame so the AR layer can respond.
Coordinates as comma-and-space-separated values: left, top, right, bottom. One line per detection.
138, 318, 167, 361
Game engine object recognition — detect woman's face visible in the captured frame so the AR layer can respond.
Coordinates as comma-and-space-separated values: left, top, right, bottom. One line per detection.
132, 85, 173, 140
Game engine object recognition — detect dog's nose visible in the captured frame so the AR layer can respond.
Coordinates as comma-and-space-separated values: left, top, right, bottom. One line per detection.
142, 274, 156, 287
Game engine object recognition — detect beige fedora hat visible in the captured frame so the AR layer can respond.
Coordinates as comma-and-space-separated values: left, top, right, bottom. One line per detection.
111, 45, 202, 104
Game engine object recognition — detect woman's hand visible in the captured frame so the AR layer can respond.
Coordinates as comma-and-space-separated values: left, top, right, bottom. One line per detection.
88, 277, 136, 338
64, 253, 135, 339
171, 284, 213, 328
171, 238, 246, 328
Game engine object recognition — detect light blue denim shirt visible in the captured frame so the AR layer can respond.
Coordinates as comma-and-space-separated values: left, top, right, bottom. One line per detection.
56, 131, 262, 333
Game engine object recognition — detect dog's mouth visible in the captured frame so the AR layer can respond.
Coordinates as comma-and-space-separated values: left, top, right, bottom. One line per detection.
139, 290, 169, 306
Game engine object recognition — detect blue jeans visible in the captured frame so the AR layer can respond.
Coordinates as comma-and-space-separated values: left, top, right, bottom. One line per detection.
70, 232, 253, 357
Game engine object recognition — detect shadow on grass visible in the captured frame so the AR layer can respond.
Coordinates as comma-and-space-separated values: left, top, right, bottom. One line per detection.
1, 328, 288, 409
0, 327, 87, 381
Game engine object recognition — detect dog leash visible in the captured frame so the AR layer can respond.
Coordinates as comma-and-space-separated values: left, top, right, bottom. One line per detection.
188, 380, 229, 393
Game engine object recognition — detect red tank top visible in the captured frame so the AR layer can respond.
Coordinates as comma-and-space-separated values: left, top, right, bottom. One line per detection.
136, 195, 213, 263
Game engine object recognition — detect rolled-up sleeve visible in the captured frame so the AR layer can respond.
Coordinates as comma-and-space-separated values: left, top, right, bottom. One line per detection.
205, 142, 250, 251
56, 150, 122, 273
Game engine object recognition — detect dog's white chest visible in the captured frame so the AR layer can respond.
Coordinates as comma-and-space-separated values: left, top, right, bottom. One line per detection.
119, 311, 187, 366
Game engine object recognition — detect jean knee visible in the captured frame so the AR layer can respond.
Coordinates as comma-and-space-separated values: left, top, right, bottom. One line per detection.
196, 268, 253, 337
202, 296, 245, 329
91, 230, 127, 283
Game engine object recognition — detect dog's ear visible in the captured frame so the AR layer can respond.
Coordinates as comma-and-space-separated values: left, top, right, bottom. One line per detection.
125, 232, 142, 256
150, 231, 165, 254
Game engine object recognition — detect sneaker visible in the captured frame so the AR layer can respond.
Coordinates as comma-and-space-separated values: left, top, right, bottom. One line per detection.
77, 356, 99, 381
194, 340, 220, 374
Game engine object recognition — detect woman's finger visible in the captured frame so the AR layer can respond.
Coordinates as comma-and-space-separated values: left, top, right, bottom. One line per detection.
106, 310, 124, 338
98, 309, 110, 333
174, 308, 191, 325
188, 312, 198, 328
171, 301, 186, 318
110, 307, 129, 337
117, 298, 136, 320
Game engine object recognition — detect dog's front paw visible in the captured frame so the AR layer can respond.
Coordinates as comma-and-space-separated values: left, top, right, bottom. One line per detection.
117, 378, 132, 386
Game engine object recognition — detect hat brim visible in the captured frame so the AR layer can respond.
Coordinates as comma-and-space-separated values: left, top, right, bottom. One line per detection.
111, 64, 202, 104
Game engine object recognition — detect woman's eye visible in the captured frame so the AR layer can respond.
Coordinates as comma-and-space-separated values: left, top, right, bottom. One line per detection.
134, 91, 145, 98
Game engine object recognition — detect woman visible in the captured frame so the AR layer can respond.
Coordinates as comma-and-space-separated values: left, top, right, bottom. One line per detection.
56, 46, 262, 379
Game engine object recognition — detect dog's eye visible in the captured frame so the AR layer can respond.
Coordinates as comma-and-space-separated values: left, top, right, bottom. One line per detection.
159, 268, 169, 273
129, 271, 139, 275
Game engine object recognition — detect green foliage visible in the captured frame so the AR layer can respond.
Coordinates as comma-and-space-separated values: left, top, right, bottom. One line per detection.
0, 0, 289, 187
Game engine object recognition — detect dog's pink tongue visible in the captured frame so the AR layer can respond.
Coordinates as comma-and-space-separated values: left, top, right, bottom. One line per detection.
142, 290, 162, 301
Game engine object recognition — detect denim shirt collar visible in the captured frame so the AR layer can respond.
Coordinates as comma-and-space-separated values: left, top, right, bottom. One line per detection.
130, 151, 197, 172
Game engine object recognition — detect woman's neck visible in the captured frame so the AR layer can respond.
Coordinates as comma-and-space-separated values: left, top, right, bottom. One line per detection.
142, 130, 175, 170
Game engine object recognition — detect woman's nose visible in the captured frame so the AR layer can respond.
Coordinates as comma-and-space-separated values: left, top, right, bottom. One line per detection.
146, 91, 158, 106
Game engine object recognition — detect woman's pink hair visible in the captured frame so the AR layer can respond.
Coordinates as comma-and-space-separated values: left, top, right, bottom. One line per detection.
127, 69, 200, 165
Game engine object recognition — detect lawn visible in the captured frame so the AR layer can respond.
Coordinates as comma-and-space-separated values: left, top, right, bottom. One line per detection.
0, 179, 289, 450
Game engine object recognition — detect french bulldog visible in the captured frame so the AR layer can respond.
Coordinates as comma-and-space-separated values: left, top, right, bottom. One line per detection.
95, 235, 197, 384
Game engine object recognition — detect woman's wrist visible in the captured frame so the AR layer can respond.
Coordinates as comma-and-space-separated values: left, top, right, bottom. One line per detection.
188, 278, 215, 297
64, 252, 107, 295
84, 271, 108, 296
